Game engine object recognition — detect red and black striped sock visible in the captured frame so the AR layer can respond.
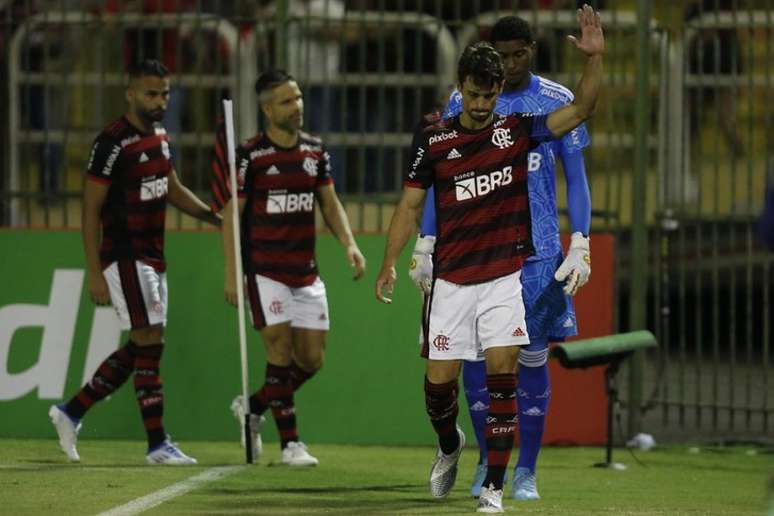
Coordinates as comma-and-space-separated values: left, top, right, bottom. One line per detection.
64, 342, 136, 420
256, 363, 298, 448
424, 376, 460, 455
484, 373, 518, 490
249, 361, 318, 415
133, 344, 166, 450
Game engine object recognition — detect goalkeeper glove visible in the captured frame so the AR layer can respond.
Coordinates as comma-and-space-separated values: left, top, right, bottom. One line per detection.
409, 234, 435, 294
554, 232, 591, 296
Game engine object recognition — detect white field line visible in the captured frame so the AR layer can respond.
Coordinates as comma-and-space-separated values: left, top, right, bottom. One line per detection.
96, 465, 245, 516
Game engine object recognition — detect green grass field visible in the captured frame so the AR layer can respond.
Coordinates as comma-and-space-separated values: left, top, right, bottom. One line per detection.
0, 439, 771, 515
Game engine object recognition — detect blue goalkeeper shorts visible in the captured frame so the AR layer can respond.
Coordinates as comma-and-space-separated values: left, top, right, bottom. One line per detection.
521, 253, 578, 346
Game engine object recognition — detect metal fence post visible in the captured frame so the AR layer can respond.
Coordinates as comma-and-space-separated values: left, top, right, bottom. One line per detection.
627, 0, 652, 437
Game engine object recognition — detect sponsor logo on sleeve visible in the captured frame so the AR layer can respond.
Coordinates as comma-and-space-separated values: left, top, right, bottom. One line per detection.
101, 144, 121, 176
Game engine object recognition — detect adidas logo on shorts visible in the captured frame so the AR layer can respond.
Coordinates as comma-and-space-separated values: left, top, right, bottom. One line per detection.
512, 327, 525, 337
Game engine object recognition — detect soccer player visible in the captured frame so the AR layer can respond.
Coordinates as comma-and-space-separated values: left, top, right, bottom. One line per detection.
375, 5, 603, 512
222, 69, 366, 466
409, 16, 592, 500
48, 59, 221, 465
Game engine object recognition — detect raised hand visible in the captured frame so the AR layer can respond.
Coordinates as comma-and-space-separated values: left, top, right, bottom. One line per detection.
567, 4, 605, 57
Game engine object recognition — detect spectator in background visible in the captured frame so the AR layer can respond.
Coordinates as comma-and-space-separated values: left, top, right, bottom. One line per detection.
685, 0, 743, 156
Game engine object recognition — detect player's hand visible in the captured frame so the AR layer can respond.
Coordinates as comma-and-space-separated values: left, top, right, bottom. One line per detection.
346, 243, 366, 280
87, 270, 111, 306
567, 4, 604, 57
224, 274, 238, 307
375, 266, 397, 304
408, 235, 434, 294
554, 232, 591, 296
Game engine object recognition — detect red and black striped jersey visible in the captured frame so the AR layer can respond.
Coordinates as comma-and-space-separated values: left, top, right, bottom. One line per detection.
405, 113, 552, 285
86, 117, 173, 272
237, 131, 334, 287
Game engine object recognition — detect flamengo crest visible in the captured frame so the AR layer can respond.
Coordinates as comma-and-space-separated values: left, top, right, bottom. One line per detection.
491, 128, 513, 149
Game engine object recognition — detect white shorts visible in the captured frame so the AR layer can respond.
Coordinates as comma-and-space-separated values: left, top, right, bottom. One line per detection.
422, 270, 529, 361
245, 273, 330, 331
103, 259, 167, 330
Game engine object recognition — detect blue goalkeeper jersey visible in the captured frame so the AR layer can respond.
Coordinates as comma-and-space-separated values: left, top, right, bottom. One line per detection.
441, 73, 590, 260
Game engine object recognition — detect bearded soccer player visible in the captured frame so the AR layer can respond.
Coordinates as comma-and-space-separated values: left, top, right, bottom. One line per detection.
375, 5, 603, 512
49, 59, 221, 464
409, 16, 593, 500
222, 70, 366, 466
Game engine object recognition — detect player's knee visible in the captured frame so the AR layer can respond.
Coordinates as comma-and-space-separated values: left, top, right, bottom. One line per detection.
295, 352, 324, 372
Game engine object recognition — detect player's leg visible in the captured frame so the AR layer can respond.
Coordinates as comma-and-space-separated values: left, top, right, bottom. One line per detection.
424, 277, 476, 498
511, 255, 573, 499
462, 358, 490, 497
513, 338, 549, 500
48, 260, 139, 462
116, 261, 195, 465
477, 270, 529, 513
289, 276, 330, 391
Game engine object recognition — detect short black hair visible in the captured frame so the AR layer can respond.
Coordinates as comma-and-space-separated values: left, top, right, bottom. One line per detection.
490, 16, 534, 45
128, 59, 169, 80
254, 69, 295, 96
457, 42, 504, 89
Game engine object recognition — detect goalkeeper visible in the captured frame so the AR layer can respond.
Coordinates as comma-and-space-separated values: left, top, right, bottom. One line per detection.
409, 15, 592, 501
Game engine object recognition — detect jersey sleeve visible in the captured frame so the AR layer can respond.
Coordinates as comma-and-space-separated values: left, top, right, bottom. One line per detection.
420, 185, 437, 236
404, 128, 433, 190
317, 145, 335, 187
86, 133, 121, 183
559, 121, 591, 156
528, 114, 554, 144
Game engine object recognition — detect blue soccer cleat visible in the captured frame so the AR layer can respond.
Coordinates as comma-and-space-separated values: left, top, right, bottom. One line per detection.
511, 466, 540, 500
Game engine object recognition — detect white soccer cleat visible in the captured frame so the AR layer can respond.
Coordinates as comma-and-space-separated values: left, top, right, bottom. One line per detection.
511, 466, 540, 500
146, 439, 198, 465
477, 483, 505, 513
48, 404, 81, 462
281, 441, 319, 466
230, 395, 265, 462
429, 426, 465, 498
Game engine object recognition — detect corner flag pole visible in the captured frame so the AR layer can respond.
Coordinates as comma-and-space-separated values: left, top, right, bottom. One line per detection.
222, 99, 253, 464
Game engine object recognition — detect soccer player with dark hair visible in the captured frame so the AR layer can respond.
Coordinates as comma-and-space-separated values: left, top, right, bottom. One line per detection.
49, 59, 221, 465
409, 14, 593, 500
376, 5, 604, 512
222, 69, 366, 466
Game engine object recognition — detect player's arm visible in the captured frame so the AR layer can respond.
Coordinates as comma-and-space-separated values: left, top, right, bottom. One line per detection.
221, 197, 246, 306
316, 183, 366, 280
545, 5, 605, 139
167, 169, 221, 227
555, 149, 592, 296
82, 178, 111, 305
375, 186, 427, 303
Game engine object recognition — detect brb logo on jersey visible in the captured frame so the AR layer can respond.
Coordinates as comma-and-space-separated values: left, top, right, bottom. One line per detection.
140, 176, 168, 201
266, 189, 314, 214
455, 166, 513, 202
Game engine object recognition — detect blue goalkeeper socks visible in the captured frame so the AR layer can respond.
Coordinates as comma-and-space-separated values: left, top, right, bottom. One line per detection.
462, 360, 489, 464
516, 361, 550, 473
